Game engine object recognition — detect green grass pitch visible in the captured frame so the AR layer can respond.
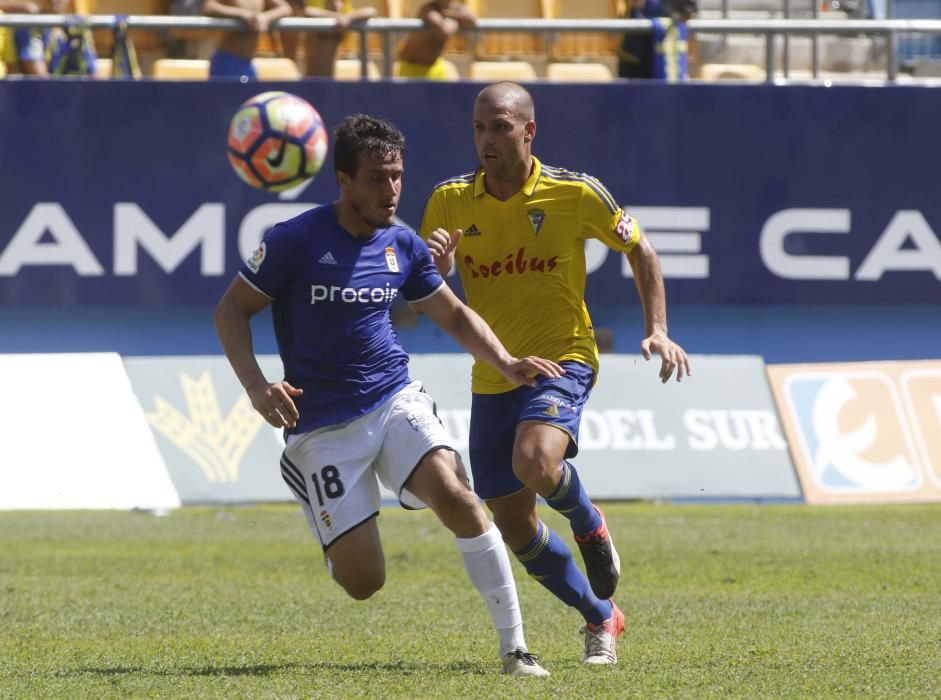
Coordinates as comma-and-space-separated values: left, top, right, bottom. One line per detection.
2, 503, 939, 698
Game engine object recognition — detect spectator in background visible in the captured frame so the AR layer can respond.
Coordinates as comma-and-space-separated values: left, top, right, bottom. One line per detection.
618, 0, 696, 81
0, 0, 97, 76
203, 0, 292, 79
282, 0, 376, 77
397, 0, 474, 80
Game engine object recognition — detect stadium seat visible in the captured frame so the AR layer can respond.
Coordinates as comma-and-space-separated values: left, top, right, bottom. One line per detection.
152, 58, 210, 80
334, 58, 382, 80
475, 0, 548, 59
94, 57, 113, 79
546, 61, 613, 81
698, 62, 766, 81
253, 57, 302, 80
549, 0, 618, 60
394, 58, 460, 80
469, 60, 538, 81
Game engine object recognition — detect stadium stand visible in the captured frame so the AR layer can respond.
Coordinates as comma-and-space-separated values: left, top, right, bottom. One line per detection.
474, 0, 547, 60
548, 0, 618, 61
83, 0, 165, 66
336, 0, 392, 59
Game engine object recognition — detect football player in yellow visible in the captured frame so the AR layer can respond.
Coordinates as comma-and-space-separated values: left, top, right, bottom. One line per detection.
421, 81, 691, 665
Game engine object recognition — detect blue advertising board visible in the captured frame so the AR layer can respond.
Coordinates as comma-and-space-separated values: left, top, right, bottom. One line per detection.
1, 80, 939, 307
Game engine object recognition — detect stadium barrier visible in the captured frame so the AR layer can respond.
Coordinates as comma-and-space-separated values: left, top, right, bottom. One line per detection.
0, 353, 180, 510
768, 360, 941, 504
2, 14, 941, 80
0, 353, 799, 509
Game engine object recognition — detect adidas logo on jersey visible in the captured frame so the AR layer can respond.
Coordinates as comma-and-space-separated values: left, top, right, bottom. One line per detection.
318, 251, 337, 265
464, 224, 482, 237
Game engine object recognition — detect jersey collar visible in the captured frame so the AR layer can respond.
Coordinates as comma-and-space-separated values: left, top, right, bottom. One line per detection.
473, 156, 543, 199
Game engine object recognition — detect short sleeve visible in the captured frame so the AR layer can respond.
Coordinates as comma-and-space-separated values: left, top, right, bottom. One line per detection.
581, 176, 641, 254
238, 222, 302, 299
400, 232, 445, 302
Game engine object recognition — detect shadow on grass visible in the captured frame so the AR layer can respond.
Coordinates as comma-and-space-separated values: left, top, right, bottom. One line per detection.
67, 659, 489, 677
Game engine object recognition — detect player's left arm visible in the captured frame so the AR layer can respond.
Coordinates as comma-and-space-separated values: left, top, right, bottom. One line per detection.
413, 285, 564, 387
626, 232, 691, 383
580, 181, 690, 383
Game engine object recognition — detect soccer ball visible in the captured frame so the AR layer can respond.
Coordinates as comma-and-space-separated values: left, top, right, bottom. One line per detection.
227, 91, 328, 192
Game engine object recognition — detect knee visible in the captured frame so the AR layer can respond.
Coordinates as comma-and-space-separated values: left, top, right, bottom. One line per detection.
511, 443, 559, 487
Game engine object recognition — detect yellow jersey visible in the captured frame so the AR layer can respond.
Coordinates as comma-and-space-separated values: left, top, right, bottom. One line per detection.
420, 156, 641, 394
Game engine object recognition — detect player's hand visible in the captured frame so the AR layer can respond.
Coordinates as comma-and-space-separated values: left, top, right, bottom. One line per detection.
426, 228, 461, 277
248, 381, 303, 428
248, 12, 271, 32
333, 13, 351, 33
640, 332, 691, 383
499, 356, 566, 387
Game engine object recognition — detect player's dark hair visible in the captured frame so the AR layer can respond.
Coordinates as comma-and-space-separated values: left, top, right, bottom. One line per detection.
333, 114, 406, 177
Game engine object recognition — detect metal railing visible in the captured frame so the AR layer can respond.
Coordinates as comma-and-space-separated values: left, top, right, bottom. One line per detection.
2, 14, 941, 82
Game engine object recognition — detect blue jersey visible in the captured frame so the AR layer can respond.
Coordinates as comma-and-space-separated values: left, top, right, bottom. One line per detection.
239, 204, 444, 434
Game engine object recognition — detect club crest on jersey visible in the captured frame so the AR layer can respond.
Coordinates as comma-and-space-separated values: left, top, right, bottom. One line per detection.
246, 242, 266, 273
385, 246, 399, 273
320, 509, 334, 530
527, 208, 546, 236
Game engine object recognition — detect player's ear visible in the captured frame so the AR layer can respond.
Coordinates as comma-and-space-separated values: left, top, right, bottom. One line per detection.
524, 120, 536, 142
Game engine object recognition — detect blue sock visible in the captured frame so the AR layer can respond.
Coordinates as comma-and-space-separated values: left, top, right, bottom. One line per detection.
544, 461, 602, 536
514, 520, 613, 626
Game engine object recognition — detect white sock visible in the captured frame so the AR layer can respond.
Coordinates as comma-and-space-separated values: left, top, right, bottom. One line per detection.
455, 523, 527, 657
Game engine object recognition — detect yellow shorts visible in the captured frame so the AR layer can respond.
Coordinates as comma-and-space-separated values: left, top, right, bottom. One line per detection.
397, 57, 450, 81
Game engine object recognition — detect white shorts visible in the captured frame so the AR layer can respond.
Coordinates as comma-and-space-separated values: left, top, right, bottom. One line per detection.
280, 381, 455, 549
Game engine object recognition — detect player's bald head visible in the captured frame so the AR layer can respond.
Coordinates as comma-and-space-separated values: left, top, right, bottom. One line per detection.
474, 82, 535, 123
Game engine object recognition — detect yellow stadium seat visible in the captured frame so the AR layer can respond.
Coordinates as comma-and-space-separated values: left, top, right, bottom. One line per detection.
469, 60, 538, 81
253, 56, 302, 80
546, 61, 613, 82
549, 0, 618, 60
94, 57, 113, 79
152, 58, 210, 80
334, 58, 382, 80
475, 0, 547, 59
698, 63, 766, 81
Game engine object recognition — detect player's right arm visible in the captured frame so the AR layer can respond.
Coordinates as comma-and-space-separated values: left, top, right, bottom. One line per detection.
214, 276, 302, 428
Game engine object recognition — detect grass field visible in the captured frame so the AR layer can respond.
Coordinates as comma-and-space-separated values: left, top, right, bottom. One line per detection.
2, 503, 940, 698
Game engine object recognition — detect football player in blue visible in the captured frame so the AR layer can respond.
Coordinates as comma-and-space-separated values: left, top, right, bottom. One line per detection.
214, 114, 561, 677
